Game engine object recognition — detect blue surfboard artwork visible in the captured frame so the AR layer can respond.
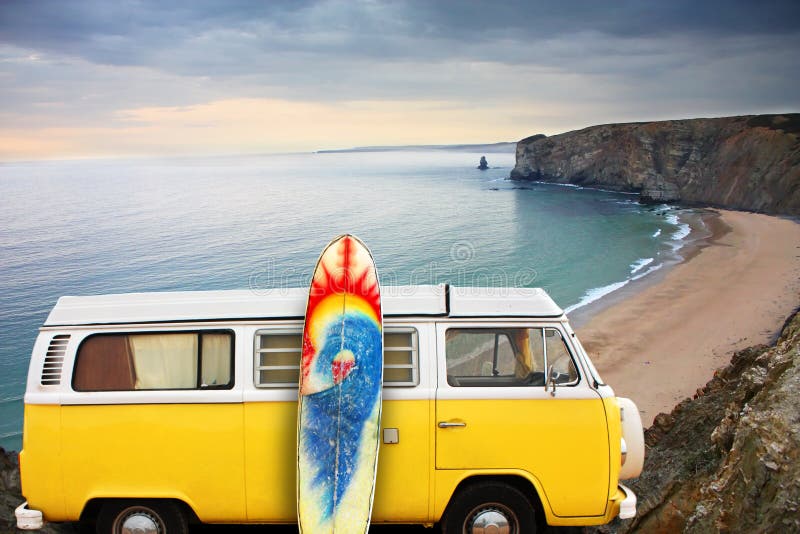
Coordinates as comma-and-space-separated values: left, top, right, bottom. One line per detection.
297, 235, 383, 533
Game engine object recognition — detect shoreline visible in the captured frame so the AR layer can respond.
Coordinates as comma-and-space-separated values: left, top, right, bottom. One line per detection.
575, 209, 800, 426
567, 207, 715, 328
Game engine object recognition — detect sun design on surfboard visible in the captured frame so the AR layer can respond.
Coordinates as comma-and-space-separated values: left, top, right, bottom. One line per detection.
300, 235, 382, 396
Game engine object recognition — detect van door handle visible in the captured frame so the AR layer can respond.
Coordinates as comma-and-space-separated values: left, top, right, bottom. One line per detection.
438, 421, 466, 428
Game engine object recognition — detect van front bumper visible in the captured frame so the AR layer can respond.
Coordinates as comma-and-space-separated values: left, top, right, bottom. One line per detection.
618, 484, 637, 519
15, 501, 44, 530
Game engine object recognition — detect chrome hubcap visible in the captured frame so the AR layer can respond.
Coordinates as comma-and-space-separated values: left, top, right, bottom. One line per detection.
117, 509, 162, 534
467, 506, 513, 534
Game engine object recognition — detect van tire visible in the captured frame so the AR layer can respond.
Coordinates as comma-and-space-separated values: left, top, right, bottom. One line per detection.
441, 481, 537, 534
96, 500, 188, 534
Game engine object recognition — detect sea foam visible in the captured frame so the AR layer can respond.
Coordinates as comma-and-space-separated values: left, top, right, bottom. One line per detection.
631, 262, 663, 281
564, 280, 630, 314
630, 257, 654, 275
565, 210, 690, 314
565, 260, 666, 314
667, 213, 691, 241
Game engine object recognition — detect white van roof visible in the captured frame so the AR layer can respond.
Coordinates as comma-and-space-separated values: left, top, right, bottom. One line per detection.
43, 285, 564, 326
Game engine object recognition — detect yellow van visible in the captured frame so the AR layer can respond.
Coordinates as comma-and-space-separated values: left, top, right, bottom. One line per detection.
16, 285, 643, 533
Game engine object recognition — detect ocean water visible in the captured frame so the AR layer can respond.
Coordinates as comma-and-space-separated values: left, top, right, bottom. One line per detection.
0, 150, 689, 451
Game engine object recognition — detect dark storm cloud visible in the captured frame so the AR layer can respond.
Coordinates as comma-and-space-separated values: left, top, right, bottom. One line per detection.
414, 0, 800, 40
0, 0, 798, 153
1, 0, 798, 72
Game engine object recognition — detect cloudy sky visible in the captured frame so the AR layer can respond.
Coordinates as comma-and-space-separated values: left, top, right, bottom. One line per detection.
1, 0, 798, 160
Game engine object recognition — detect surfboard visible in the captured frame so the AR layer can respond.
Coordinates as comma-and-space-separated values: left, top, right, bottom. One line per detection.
297, 234, 383, 534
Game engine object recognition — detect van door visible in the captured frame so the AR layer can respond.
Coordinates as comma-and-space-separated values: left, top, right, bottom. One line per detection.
435, 323, 610, 518
244, 323, 432, 523
372, 324, 433, 522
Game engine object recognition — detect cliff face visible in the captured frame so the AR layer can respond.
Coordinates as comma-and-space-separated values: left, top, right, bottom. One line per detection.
592, 310, 800, 534
511, 114, 800, 215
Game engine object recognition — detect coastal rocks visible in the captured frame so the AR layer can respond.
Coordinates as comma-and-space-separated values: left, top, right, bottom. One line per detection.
511, 114, 800, 216
1, 447, 72, 533
0, 447, 21, 532
591, 310, 800, 533
478, 156, 488, 170
640, 175, 680, 204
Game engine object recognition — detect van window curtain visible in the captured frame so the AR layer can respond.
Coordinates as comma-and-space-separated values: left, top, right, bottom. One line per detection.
201, 333, 231, 386
511, 329, 534, 378
130, 334, 197, 389
73, 335, 136, 391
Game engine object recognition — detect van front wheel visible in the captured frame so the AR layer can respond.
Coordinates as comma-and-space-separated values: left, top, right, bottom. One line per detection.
442, 482, 537, 534
96, 500, 188, 534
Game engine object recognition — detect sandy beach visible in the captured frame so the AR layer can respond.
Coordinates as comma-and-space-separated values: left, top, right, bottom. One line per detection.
577, 209, 800, 426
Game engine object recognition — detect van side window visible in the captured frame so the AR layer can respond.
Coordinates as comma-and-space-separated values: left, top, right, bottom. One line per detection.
445, 328, 578, 387
255, 327, 419, 388
254, 331, 302, 387
383, 328, 419, 386
73, 331, 234, 391
545, 328, 579, 384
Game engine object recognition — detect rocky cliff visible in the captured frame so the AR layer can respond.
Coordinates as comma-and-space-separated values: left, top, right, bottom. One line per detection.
1, 448, 21, 533
511, 114, 800, 215
593, 309, 800, 533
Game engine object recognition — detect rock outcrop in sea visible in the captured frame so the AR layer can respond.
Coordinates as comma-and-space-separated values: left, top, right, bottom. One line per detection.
510, 114, 800, 215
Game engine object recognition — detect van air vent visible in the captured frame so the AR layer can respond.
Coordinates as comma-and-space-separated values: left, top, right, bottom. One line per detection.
41, 334, 70, 386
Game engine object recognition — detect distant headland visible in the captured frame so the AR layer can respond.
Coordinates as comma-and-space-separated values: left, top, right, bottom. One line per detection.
317, 142, 516, 154
510, 114, 800, 216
